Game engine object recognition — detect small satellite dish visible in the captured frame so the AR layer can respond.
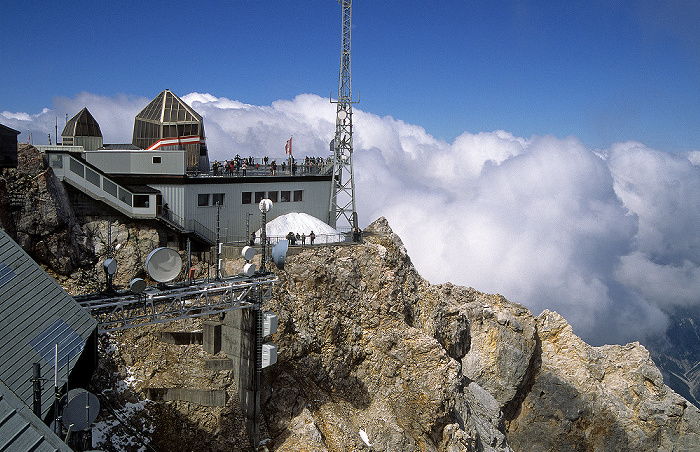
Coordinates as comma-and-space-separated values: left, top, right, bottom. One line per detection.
259, 198, 273, 213
61, 388, 99, 431
130, 278, 147, 293
337, 109, 347, 120
243, 262, 256, 277
241, 245, 256, 261
103, 258, 117, 275
145, 247, 182, 283
271, 240, 289, 270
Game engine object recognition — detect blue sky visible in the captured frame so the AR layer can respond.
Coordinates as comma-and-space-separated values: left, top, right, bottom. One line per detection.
2, 0, 699, 151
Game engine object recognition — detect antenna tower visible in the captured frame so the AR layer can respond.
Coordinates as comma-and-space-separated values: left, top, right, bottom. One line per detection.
329, 0, 358, 230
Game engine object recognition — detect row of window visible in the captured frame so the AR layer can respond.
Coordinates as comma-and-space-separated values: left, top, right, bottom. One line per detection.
242, 190, 303, 205
65, 155, 151, 208
198, 193, 225, 206
198, 190, 304, 207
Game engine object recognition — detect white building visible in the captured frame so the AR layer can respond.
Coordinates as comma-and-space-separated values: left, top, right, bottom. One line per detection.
40, 90, 335, 248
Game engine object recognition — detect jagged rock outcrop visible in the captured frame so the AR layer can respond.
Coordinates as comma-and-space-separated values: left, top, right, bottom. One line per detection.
259, 217, 699, 451
0, 144, 94, 274
86, 217, 700, 451
507, 310, 700, 451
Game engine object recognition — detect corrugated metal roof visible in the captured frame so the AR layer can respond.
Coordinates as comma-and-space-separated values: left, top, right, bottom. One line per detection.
61, 107, 102, 138
0, 227, 97, 420
0, 381, 73, 452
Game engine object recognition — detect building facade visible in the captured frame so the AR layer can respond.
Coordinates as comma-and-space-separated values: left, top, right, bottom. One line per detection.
40, 90, 334, 247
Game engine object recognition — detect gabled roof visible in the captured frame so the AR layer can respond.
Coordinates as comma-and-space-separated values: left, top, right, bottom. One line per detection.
61, 107, 102, 138
0, 381, 72, 452
0, 123, 21, 135
0, 227, 97, 420
135, 89, 202, 124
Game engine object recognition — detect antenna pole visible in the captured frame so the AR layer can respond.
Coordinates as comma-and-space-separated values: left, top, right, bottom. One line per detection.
32, 363, 42, 417
186, 238, 192, 284
260, 209, 267, 272
216, 202, 221, 280
329, 0, 358, 232
54, 343, 60, 435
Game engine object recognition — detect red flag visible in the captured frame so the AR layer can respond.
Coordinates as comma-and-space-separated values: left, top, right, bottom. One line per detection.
285, 137, 293, 155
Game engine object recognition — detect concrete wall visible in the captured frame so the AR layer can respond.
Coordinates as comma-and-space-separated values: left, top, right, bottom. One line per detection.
222, 309, 259, 444
84, 149, 185, 176
155, 331, 203, 345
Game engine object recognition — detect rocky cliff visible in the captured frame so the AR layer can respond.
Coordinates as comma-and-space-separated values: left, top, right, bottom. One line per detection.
2, 145, 699, 451
258, 218, 700, 451
0, 144, 94, 274
85, 219, 700, 451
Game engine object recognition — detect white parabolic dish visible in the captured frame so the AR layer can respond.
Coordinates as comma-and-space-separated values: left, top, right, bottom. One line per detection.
145, 247, 183, 283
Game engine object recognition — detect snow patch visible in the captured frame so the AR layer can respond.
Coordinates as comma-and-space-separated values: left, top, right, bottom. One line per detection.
256, 212, 344, 244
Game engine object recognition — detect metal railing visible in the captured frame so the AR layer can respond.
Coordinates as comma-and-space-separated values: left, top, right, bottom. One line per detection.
188, 158, 334, 178
158, 210, 216, 245
47, 152, 157, 219
76, 273, 278, 333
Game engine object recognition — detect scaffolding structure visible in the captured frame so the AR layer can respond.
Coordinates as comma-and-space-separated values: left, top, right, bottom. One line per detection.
329, 0, 359, 230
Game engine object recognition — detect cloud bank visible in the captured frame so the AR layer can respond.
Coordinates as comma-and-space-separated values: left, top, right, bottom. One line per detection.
3, 92, 700, 345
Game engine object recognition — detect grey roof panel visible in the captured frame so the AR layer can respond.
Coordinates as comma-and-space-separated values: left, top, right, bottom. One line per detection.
0, 227, 96, 421
0, 381, 72, 452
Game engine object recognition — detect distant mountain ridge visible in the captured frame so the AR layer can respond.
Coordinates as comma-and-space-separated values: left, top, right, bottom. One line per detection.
646, 306, 700, 409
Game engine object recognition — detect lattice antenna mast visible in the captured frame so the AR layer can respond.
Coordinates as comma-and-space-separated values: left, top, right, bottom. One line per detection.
329, 0, 358, 230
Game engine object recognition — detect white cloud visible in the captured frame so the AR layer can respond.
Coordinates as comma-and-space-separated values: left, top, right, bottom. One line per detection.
7, 92, 700, 345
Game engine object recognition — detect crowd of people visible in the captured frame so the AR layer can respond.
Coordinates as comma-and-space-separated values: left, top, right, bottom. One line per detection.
285, 230, 316, 246
210, 155, 331, 177
248, 230, 319, 246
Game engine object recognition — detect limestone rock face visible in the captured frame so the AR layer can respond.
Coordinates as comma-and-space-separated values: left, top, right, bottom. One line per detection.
507, 310, 700, 451
0, 144, 94, 274
40, 212, 700, 451
264, 217, 514, 451
261, 217, 699, 451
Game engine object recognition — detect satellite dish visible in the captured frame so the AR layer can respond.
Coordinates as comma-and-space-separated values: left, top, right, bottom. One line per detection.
259, 198, 273, 213
271, 240, 289, 270
243, 262, 256, 277
337, 109, 347, 120
130, 278, 147, 293
61, 388, 99, 431
103, 258, 117, 275
145, 247, 182, 283
241, 245, 256, 261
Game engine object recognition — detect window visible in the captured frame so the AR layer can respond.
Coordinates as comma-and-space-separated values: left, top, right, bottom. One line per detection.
212, 193, 225, 205
153, 156, 162, 164
280, 191, 290, 202
198, 193, 210, 206
103, 179, 117, 197
293, 190, 303, 202
118, 188, 132, 206
69, 158, 84, 177
133, 195, 149, 208
255, 191, 265, 203
242, 192, 252, 204
85, 167, 100, 187
267, 191, 278, 203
